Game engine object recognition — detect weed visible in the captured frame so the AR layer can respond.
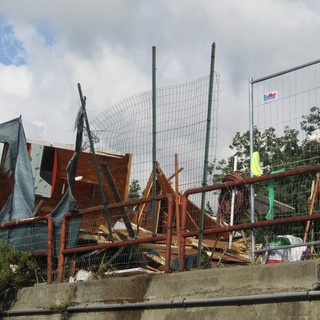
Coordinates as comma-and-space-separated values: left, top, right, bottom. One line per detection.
0, 241, 38, 311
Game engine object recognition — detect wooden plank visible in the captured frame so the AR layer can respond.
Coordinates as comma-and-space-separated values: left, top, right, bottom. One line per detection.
304, 172, 320, 242
101, 162, 134, 238
98, 225, 123, 241
174, 154, 181, 239
136, 172, 153, 226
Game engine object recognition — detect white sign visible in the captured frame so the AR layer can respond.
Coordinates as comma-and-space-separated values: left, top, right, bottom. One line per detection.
263, 90, 278, 103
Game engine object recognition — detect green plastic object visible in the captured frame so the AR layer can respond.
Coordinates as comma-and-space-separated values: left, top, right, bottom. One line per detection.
269, 237, 291, 246
266, 168, 285, 220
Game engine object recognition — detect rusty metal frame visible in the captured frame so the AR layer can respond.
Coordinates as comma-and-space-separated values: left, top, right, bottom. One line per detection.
57, 194, 174, 283
0, 215, 54, 284
179, 164, 320, 271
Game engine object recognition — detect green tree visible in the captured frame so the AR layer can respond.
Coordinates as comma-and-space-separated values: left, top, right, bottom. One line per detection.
300, 106, 320, 135
128, 179, 141, 201
209, 125, 301, 183
300, 106, 320, 167
126, 179, 141, 213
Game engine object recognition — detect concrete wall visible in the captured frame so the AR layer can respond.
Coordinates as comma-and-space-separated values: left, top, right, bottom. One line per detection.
4, 260, 320, 320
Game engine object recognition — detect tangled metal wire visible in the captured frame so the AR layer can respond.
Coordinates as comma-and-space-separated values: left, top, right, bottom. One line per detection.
219, 171, 249, 224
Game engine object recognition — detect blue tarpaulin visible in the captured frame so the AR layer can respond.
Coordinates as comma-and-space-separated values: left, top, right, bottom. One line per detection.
0, 113, 83, 255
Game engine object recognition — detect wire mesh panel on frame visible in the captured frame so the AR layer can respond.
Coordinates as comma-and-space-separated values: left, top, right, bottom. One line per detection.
250, 59, 320, 248
85, 75, 220, 196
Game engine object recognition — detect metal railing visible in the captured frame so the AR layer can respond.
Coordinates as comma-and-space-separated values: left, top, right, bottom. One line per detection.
3, 164, 320, 283
179, 164, 320, 271
57, 194, 174, 282
0, 215, 54, 284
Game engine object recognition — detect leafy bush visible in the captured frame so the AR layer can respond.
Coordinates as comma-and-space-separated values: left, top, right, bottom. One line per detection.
0, 241, 38, 311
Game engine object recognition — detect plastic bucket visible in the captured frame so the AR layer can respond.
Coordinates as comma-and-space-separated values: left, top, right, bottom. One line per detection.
266, 237, 291, 263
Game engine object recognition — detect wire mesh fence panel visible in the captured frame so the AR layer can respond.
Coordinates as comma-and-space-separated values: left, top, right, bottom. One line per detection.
178, 168, 320, 269
249, 172, 320, 262
252, 176, 314, 238
250, 60, 320, 244
76, 75, 221, 276
0, 224, 49, 252
59, 197, 173, 280
251, 61, 320, 172
0, 219, 53, 282
176, 182, 253, 269
85, 75, 220, 195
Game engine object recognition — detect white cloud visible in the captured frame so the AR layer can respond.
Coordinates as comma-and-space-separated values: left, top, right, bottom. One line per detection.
0, 0, 319, 161
0, 64, 32, 98
0, 16, 151, 144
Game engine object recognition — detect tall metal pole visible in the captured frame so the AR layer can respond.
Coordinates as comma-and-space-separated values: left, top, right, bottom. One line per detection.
197, 42, 216, 267
77, 83, 113, 237
152, 46, 157, 233
249, 78, 256, 261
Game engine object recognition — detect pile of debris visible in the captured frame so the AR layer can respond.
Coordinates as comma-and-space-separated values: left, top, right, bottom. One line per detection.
76, 162, 251, 275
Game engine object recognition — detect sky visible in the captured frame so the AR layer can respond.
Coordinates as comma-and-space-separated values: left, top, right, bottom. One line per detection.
0, 0, 320, 163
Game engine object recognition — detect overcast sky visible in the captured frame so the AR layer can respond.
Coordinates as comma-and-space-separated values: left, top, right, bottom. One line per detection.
0, 0, 320, 162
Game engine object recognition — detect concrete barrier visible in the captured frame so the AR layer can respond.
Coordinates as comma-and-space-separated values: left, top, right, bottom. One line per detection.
3, 260, 320, 320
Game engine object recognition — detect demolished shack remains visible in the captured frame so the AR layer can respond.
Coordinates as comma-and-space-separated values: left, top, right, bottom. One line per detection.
0, 117, 132, 254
